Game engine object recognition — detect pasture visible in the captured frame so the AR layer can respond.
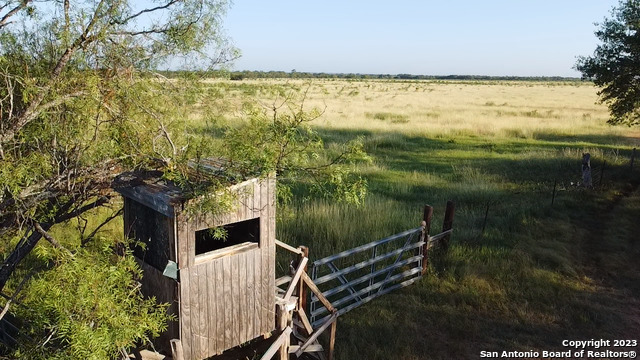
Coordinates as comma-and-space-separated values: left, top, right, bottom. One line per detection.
203, 78, 640, 359
55, 78, 640, 359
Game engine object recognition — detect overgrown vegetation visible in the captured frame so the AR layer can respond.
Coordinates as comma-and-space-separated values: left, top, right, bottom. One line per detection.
576, 0, 640, 126
0, 3, 367, 358
237, 79, 638, 359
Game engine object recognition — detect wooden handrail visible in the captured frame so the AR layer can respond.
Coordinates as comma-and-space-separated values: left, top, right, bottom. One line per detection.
275, 239, 303, 255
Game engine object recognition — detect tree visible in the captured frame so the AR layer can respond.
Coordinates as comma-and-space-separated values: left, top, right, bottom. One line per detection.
576, 0, 640, 126
0, 0, 237, 357
0, 1, 367, 357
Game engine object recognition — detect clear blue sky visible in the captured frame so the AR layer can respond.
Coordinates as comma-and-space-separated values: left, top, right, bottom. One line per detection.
224, 0, 619, 77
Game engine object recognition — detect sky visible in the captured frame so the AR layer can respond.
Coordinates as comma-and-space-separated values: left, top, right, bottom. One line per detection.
224, 0, 620, 77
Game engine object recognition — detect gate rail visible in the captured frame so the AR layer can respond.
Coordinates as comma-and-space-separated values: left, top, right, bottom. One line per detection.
309, 202, 456, 328
309, 226, 425, 327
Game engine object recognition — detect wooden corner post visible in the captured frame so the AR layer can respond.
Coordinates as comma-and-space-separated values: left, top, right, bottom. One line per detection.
421, 205, 434, 274
328, 317, 337, 360
442, 200, 455, 251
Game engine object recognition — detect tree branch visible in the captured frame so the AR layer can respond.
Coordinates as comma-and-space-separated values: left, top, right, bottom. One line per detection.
0, 0, 104, 146
80, 207, 123, 247
32, 221, 72, 255
112, 0, 180, 25
0, 0, 29, 30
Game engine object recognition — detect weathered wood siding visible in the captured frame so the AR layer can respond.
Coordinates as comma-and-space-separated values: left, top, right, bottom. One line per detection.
178, 177, 276, 360
123, 197, 179, 354
136, 260, 179, 353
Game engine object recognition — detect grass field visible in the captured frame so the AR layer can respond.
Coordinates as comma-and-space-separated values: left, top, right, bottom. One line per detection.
201, 79, 640, 359
52, 78, 640, 359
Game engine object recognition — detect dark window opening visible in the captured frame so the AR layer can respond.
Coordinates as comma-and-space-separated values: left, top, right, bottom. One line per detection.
195, 217, 260, 255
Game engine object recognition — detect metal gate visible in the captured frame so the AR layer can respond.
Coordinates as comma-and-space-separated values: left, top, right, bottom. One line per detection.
309, 227, 425, 328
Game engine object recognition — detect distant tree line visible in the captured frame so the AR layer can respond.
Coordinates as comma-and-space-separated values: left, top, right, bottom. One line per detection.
157, 70, 581, 82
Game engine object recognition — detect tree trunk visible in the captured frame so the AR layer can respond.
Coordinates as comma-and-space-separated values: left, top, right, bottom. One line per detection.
0, 228, 44, 292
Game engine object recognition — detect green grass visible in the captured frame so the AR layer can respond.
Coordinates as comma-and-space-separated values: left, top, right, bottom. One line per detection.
275, 125, 640, 359
34, 79, 640, 359
365, 112, 410, 124
186, 79, 640, 358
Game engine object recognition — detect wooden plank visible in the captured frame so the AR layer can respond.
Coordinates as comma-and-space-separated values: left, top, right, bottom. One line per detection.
313, 227, 422, 266
274, 239, 303, 255
275, 276, 292, 287
187, 221, 196, 268
191, 267, 201, 359
284, 257, 308, 301
247, 250, 255, 340
275, 302, 290, 360
215, 259, 224, 354
253, 248, 262, 338
259, 327, 291, 360
253, 179, 261, 217
223, 256, 232, 350
235, 185, 243, 223
295, 313, 337, 357
134, 258, 178, 353
267, 176, 276, 331
180, 269, 192, 360
289, 344, 324, 353
260, 180, 271, 335
176, 214, 189, 270
207, 261, 217, 356
199, 265, 210, 359
232, 254, 240, 346
239, 251, 247, 343
328, 319, 337, 360
298, 246, 309, 317
296, 307, 314, 335
268, 176, 276, 247
302, 273, 335, 314
194, 242, 259, 264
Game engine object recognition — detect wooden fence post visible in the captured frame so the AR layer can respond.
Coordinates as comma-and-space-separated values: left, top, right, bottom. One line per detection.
276, 302, 291, 360
599, 160, 606, 187
631, 148, 636, 173
582, 153, 592, 188
441, 201, 455, 250
551, 179, 557, 206
421, 205, 433, 274
328, 317, 337, 360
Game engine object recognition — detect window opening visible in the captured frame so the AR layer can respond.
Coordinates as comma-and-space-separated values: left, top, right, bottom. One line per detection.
195, 217, 260, 255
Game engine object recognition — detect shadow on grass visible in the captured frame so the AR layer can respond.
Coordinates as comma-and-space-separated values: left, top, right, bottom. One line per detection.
316, 127, 638, 185
278, 127, 640, 359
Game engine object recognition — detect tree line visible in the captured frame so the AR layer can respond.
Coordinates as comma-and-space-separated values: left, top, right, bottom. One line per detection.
159, 70, 582, 82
